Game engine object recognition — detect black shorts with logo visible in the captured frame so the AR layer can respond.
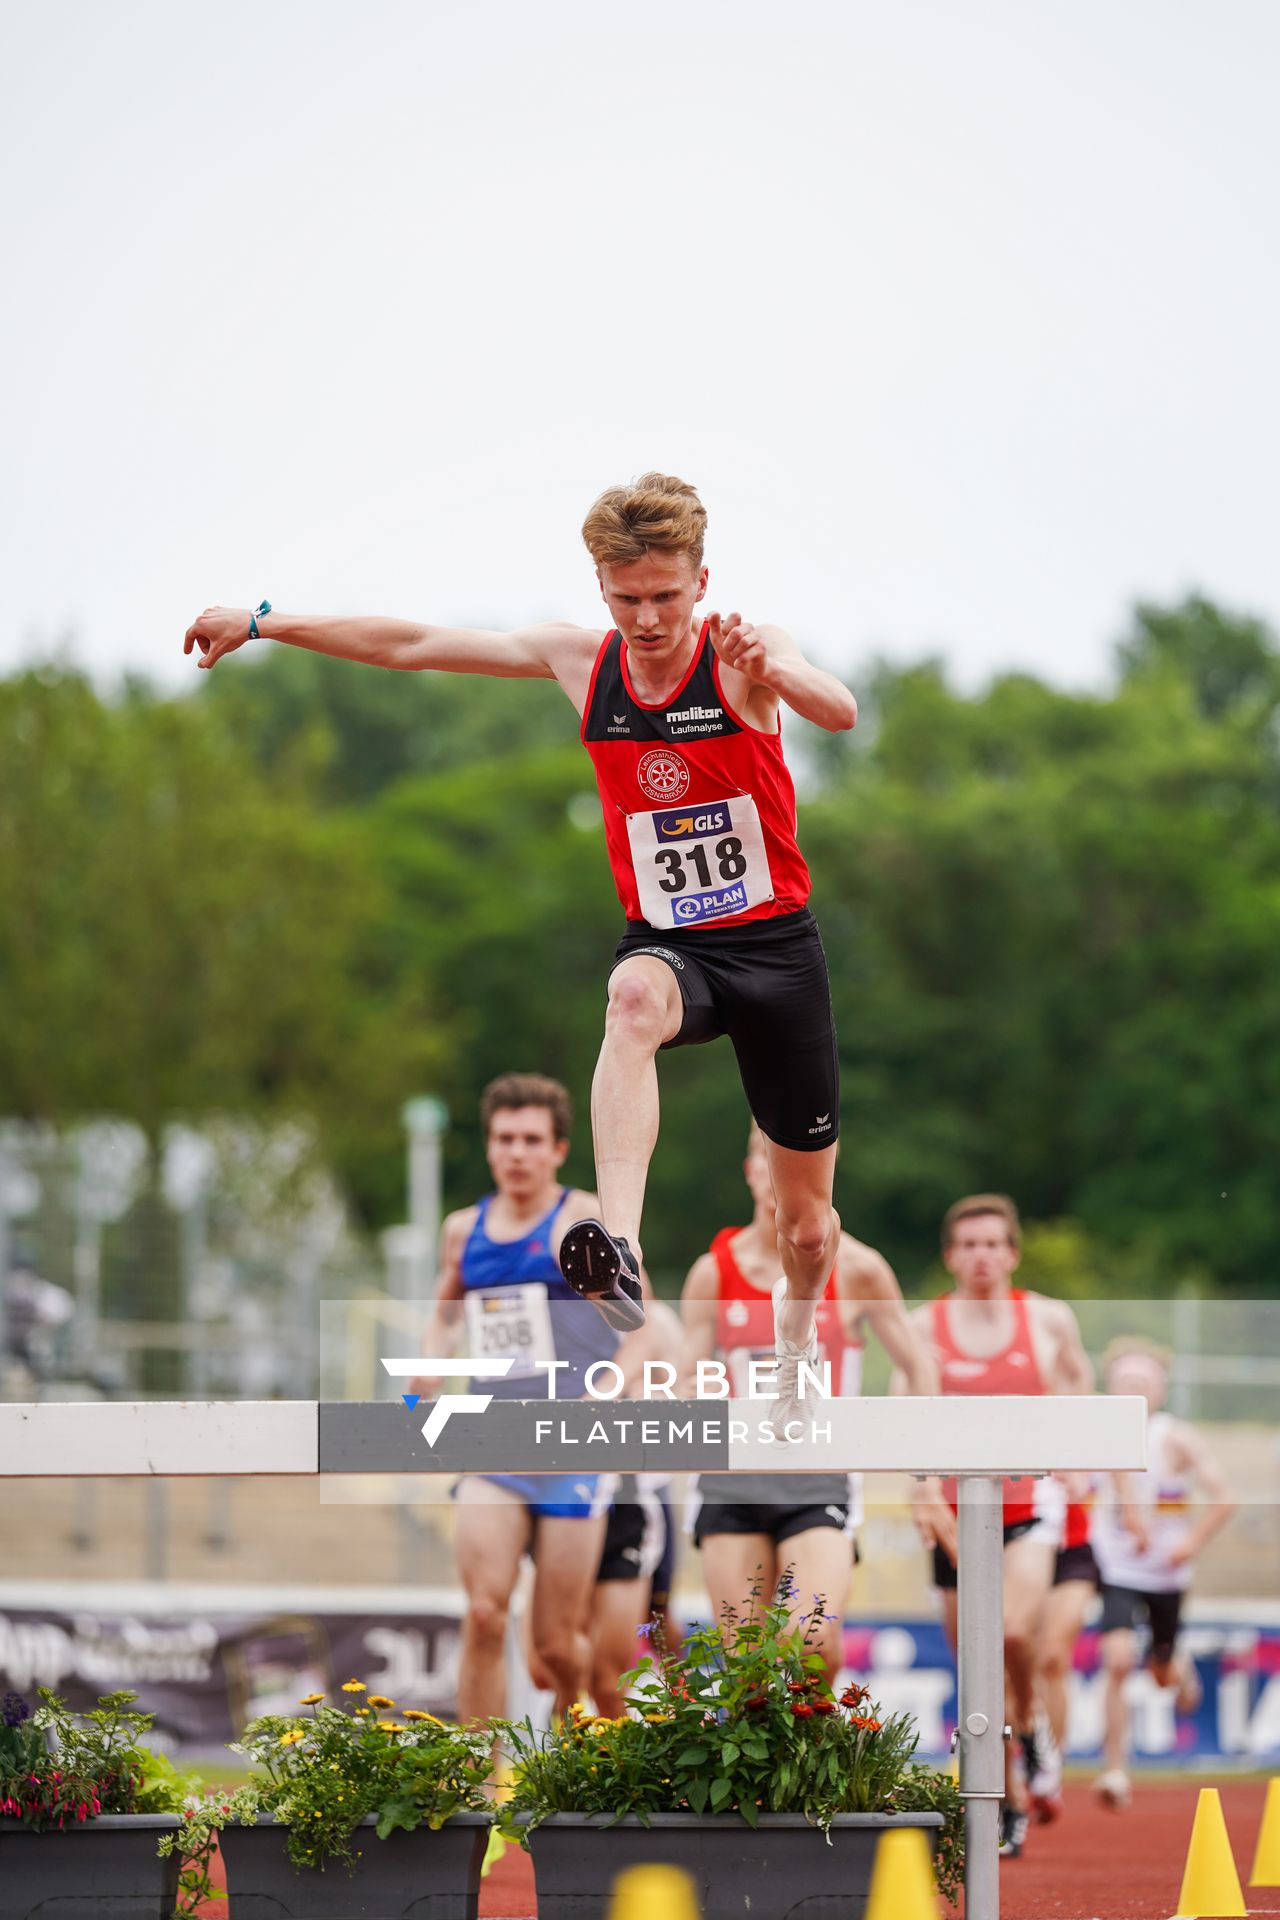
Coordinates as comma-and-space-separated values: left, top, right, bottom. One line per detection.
691, 1472, 859, 1552
597, 1475, 673, 1604
611, 907, 839, 1153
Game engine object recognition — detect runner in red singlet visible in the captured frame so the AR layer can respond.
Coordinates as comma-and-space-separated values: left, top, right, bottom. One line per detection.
680, 1127, 937, 1682
184, 475, 855, 1429
898, 1193, 1093, 1859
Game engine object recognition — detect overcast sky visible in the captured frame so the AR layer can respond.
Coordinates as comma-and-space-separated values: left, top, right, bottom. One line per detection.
2, 0, 1277, 698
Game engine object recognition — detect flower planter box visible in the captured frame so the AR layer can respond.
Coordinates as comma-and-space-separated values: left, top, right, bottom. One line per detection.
523, 1810, 945, 1920
218, 1811, 490, 1920
0, 1813, 182, 1920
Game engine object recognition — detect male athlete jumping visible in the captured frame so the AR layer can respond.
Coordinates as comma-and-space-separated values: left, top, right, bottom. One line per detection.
184, 474, 856, 1421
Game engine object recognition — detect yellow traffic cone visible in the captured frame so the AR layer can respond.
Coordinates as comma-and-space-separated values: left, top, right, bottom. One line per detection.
606, 1864, 701, 1920
1175, 1787, 1246, 1917
865, 1827, 938, 1920
1249, 1776, 1280, 1887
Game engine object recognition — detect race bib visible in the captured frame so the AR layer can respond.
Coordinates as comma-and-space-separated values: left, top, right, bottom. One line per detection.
463, 1283, 555, 1382
626, 793, 774, 929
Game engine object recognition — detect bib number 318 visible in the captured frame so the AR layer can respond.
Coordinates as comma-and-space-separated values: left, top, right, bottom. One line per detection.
627, 793, 774, 929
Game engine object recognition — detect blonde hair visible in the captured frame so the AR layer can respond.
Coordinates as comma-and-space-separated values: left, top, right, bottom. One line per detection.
941, 1193, 1022, 1250
582, 472, 707, 572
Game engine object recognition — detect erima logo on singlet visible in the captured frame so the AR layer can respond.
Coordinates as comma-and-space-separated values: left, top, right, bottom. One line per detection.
652, 803, 732, 842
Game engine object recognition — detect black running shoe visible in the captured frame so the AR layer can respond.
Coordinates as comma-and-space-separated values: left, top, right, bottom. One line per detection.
998, 1804, 1029, 1860
558, 1220, 646, 1332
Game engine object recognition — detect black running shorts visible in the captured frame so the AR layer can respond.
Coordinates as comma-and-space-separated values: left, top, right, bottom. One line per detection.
597, 1475, 671, 1593
1053, 1542, 1101, 1588
611, 907, 839, 1153
1097, 1583, 1184, 1665
932, 1518, 1038, 1591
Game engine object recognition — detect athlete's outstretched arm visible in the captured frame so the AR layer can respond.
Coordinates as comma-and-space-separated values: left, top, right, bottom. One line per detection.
184, 605, 595, 683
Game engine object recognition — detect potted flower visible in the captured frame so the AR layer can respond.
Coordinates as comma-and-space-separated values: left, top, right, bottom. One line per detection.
499, 1589, 963, 1920
0, 1687, 197, 1920
167, 1680, 493, 1920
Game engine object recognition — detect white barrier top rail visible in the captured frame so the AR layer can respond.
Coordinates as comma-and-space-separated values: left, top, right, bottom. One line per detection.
0, 1396, 1146, 1478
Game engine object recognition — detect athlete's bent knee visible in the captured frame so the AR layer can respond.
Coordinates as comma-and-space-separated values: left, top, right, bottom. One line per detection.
1004, 1626, 1035, 1672
606, 969, 673, 1047
1101, 1635, 1135, 1677
776, 1204, 837, 1263
532, 1629, 582, 1693
1039, 1643, 1069, 1684
465, 1597, 508, 1653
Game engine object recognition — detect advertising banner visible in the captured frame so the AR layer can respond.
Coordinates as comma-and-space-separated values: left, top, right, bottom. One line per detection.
836, 1617, 1280, 1765
2, 1595, 1277, 1765
0, 1594, 464, 1748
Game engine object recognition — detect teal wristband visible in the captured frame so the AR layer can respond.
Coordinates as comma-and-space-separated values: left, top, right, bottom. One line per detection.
248, 599, 272, 640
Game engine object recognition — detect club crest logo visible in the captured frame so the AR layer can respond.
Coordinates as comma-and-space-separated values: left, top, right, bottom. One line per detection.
638, 747, 690, 804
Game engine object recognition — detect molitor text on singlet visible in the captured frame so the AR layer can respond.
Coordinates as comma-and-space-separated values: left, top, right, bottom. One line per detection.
665, 703, 724, 737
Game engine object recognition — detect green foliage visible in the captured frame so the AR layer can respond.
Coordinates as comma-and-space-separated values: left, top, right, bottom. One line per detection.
807, 610, 1280, 1291
498, 1583, 963, 1902
0, 1688, 198, 1831
202, 642, 578, 804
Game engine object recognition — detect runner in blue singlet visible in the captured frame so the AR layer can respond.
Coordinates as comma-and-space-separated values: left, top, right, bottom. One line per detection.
409, 1072, 646, 1721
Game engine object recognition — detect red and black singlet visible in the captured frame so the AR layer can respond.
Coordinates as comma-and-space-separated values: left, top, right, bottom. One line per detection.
581, 624, 811, 930
931, 1289, 1051, 1528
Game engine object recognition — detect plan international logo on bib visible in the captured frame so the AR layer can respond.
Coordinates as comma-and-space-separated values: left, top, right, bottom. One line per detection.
672, 883, 748, 922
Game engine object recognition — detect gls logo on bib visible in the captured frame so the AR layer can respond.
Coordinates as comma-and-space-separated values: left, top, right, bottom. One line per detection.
652, 803, 732, 843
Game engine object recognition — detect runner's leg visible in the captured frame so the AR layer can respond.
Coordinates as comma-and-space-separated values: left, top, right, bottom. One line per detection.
590, 955, 684, 1260
777, 1524, 855, 1686
1003, 1533, 1056, 1731
590, 1577, 650, 1717
1099, 1626, 1138, 1780
764, 1139, 839, 1336
455, 1478, 531, 1722
529, 1511, 610, 1717
700, 1531, 778, 1639
1040, 1577, 1093, 1749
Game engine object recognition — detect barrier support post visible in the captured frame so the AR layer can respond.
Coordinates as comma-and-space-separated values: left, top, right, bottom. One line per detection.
957, 1474, 1005, 1920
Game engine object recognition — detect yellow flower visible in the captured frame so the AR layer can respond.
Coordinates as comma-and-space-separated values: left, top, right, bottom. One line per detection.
278, 1729, 305, 1747
367, 1694, 395, 1709
299, 1693, 324, 1706
403, 1710, 442, 1724
341, 1679, 366, 1693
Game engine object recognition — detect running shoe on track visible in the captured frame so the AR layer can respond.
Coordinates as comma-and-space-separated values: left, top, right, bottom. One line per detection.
998, 1805, 1030, 1859
767, 1277, 822, 1442
1025, 1707, 1064, 1824
558, 1220, 646, 1332
1093, 1768, 1132, 1810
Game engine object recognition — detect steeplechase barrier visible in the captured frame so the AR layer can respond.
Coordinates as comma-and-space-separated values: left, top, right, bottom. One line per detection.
1, 1393, 1146, 1920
